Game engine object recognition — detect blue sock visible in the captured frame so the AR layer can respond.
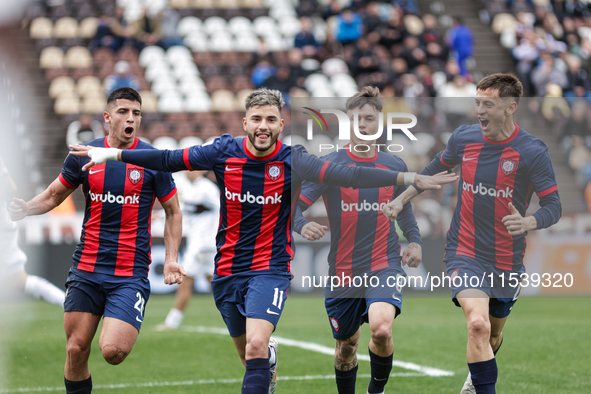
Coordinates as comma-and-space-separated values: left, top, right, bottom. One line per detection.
335, 365, 358, 394
468, 358, 497, 394
64, 375, 92, 394
367, 349, 392, 393
242, 358, 270, 394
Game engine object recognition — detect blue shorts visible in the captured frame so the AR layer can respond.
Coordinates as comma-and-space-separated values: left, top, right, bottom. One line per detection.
212, 273, 291, 338
445, 255, 522, 318
64, 267, 151, 331
324, 267, 404, 340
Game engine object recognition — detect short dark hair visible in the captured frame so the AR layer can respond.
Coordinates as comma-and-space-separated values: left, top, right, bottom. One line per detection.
345, 86, 383, 112
107, 87, 142, 109
245, 88, 284, 112
476, 73, 523, 104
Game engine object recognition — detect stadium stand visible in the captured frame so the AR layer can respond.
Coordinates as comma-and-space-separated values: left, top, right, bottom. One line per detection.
20, 0, 590, 227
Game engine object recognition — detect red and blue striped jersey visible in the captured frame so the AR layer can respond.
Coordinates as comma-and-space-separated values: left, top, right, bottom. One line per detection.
59, 137, 177, 277
295, 148, 421, 278
436, 123, 558, 271
119, 134, 411, 277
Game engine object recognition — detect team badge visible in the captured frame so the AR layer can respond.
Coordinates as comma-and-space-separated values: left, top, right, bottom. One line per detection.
501, 158, 517, 176
266, 163, 283, 181
127, 167, 144, 184
330, 317, 340, 332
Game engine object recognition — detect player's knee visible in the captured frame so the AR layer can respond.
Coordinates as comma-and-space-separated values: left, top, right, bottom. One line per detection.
245, 336, 268, 358
467, 315, 491, 339
101, 344, 129, 365
336, 340, 358, 360
370, 324, 392, 347
66, 340, 90, 362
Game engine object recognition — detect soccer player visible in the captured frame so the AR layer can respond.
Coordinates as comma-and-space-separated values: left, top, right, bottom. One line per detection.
1, 155, 66, 306
294, 86, 422, 394
9, 87, 184, 394
382, 74, 562, 394
157, 170, 220, 331
69, 88, 457, 394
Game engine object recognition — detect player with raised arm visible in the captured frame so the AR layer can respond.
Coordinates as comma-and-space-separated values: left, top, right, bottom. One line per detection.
9, 87, 184, 394
382, 74, 562, 394
69, 88, 457, 394
294, 87, 423, 394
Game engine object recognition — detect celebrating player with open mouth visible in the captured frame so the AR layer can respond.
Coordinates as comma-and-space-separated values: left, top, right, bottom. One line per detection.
295, 86, 422, 394
382, 74, 562, 394
69, 88, 457, 394
9, 87, 184, 394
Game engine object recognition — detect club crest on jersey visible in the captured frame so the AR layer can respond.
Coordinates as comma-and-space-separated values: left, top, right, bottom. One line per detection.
330, 317, 340, 332
501, 159, 517, 176
266, 163, 283, 181
127, 167, 144, 184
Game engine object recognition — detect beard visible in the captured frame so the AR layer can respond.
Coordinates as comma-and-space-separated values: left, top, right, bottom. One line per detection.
248, 131, 278, 152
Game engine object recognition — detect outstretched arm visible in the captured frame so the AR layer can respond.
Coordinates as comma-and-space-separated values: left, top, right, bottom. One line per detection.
9, 177, 75, 221
382, 172, 450, 221
160, 193, 186, 285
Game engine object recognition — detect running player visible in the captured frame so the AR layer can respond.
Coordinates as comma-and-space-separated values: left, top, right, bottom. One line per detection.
295, 86, 422, 394
1, 155, 65, 306
382, 74, 562, 394
9, 87, 184, 394
157, 170, 220, 331
69, 88, 457, 394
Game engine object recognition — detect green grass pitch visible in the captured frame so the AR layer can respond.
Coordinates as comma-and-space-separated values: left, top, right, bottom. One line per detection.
1, 295, 590, 393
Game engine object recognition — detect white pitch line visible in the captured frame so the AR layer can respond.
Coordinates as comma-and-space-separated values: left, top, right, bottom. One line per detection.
0, 373, 426, 393
181, 325, 454, 377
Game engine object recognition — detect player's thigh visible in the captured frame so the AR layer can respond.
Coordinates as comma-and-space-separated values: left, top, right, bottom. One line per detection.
99, 316, 139, 355
64, 311, 102, 347
457, 289, 491, 328
103, 276, 151, 333
367, 301, 397, 331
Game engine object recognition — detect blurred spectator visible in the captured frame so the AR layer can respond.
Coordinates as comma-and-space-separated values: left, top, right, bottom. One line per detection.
294, 17, 320, 54
66, 115, 104, 147
560, 100, 591, 153
322, 0, 343, 20
349, 37, 380, 77
420, 14, 443, 46
362, 2, 383, 35
334, 9, 363, 44
90, 8, 135, 52
157, 7, 184, 49
400, 36, 425, 70
446, 16, 473, 76
261, 66, 294, 104
251, 59, 276, 87
132, 7, 162, 49
103, 60, 140, 95
376, 7, 406, 49
437, 74, 477, 125
287, 48, 308, 88
513, 29, 543, 95
511, 0, 533, 14
540, 83, 570, 122
564, 54, 590, 96
531, 51, 568, 96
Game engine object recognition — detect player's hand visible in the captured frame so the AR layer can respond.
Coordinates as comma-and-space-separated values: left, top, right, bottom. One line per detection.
402, 242, 422, 268
163, 262, 187, 285
69, 145, 121, 171
301, 222, 327, 241
414, 171, 458, 190
382, 199, 403, 222
502, 202, 536, 236
8, 198, 28, 221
